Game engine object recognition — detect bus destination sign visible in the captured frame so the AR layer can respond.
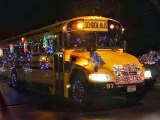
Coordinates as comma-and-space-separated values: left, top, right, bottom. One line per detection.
84, 20, 108, 31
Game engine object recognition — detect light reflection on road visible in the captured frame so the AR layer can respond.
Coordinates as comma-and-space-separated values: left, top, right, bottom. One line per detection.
0, 79, 160, 120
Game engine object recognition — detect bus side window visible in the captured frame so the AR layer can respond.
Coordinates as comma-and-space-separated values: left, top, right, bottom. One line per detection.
40, 45, 45, 54
41, 36, 53, 55
58, 33, 63, 51
14, 45, 19, 57
63, 33, 72, 48
17, 43, 25, 58
31, 39, 45, 55
53, 34, 60, 52
3, 47, 9, 57
32, 43, 39, 55
27, 42, 31, 53
53, 38, 58, 52
53, 32, 62, 52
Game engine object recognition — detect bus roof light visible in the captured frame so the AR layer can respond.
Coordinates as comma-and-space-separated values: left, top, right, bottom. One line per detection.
62, 25, 67, 32
72, 23, 77, 29
77, 22, 84, 29
21, 37, 25, 42
122, 28, 125, 32
115, 25, 120, 30
110, 24, 114, 29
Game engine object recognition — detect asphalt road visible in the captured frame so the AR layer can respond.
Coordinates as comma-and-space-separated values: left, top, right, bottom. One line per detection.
0, 79, 160, 120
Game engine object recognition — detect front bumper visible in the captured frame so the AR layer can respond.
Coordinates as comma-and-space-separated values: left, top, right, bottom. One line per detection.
88, 82, 148, 97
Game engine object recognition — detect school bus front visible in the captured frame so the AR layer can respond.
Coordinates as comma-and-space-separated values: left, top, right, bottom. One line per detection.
62, 16, 152, 107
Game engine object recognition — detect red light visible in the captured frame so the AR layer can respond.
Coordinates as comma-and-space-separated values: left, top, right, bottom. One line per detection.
72, 23, 77, 29
24, 41, 28, 53
115, 25, 120, 30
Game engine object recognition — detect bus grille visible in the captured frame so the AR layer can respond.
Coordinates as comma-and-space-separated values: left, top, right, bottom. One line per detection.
113, 64, 143, 85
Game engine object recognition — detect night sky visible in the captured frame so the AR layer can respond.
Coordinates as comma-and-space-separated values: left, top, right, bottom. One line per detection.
0, 0, 160, 56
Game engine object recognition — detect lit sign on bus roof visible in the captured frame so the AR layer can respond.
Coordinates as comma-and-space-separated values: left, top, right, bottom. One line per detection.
67, 20, 108, 32
84, 20, 108, 31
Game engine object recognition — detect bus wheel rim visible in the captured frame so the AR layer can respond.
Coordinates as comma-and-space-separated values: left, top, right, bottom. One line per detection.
11, 74, 17, 87
72, 81, 85, 103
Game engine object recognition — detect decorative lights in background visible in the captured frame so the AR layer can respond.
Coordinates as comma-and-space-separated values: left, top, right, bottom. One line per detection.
138, 51, 160, 65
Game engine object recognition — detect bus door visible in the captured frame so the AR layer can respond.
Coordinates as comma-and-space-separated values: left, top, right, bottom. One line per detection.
53, 33, 64, 96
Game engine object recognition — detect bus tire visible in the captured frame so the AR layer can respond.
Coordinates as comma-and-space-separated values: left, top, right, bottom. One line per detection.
70, 76, 91, 109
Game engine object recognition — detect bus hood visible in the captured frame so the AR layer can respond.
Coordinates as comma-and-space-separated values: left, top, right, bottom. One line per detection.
96, 50, 143, 70
71, 49, 143, 70
70, 49, 144, 84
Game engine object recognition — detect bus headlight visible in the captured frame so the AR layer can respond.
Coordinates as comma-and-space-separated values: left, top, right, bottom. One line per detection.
89, 73, 111, 82
144, 70, 152, 79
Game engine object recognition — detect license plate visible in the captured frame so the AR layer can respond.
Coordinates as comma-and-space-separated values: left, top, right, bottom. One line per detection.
127, 86, 136, 92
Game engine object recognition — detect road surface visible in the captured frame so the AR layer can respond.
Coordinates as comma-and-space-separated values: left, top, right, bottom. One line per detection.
0, 78, 160, 120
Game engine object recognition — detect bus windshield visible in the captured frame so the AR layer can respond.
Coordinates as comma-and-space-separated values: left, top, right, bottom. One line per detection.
65, 31, 123, 49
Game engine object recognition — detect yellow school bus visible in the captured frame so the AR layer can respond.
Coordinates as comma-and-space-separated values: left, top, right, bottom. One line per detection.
0, 16, 152, 108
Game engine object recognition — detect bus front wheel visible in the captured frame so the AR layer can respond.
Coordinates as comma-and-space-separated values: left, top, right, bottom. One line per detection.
70, 78, 91, 109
